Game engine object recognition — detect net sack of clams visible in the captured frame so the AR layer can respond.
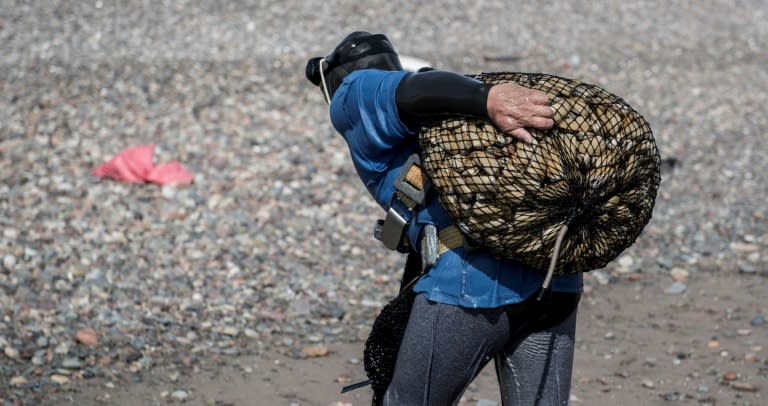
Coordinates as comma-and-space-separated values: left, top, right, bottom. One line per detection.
419, 72, 661, 275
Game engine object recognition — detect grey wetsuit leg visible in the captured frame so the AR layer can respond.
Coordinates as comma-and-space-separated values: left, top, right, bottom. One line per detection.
495, 308, 578, 406
382, 294, 509, 406
382, 294, 578, 406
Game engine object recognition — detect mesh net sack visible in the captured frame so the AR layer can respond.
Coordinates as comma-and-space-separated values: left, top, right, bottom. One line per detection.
363, 286, 416, 405
419, 72, 661, 275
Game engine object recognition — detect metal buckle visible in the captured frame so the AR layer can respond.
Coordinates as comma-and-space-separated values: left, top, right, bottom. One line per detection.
374, 207, 408, 251
394, 154, 431, 206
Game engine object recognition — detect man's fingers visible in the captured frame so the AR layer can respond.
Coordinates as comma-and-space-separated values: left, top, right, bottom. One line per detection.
527, 116, 554, 129
531, 105, 554, 118
510, 128, 534, 144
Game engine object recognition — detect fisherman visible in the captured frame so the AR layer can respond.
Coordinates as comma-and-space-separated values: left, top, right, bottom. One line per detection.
306, 31, 583, 405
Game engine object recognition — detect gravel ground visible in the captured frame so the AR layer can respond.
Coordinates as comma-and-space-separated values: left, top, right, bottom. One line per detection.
1, 1, 766, 405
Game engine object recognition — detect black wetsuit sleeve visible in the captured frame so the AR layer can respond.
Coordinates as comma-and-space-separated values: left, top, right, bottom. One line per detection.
394, 70, 493, 122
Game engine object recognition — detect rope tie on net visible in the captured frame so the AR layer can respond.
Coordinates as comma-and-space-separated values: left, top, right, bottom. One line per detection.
538, 223, 568, 300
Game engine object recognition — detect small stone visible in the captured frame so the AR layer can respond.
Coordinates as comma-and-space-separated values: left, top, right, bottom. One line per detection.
618, 255, 634, 269
301, 345, 330, 358
54, 342, 70, 355
662, 392, 681, 401
36, 336, 48, 348
604, 331, 616, 340
2, 254, 16, 270
657, 257, 675, 269
696, 385, 709, 393
75, 328, 99, 346
220, 327, 239, 337
707, 340, 720, 349
641, 379, 655, 389
627, 273, 643, 281
739, 263, 758, 274
669, 267, 689, 282
591, 270, 611, 285
169, 371, 180, 382
121, 346, 141, 362
698, 397, 717, 406
731, 242, 759, 252
243, 328, 260, 339
751, 315, 766, 326
737, 328, 752, 336
731, 382, 759, 392
161, 186, 177, 199
569, 394, 581, 403
10, 376, 28, 387
3, 228, 19, 239
98, 355, 112, 366
722, 371, 738, 381
335, 374, 352, 384
4, 346, 20, 360
131, 337, 145, 351
665, 282, 686, 295
171, 390, 189, 400
61, 357, 82, 369
50, 374, 71, 385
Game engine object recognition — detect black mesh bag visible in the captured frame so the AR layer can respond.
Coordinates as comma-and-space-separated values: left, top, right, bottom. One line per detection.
419, 72, 661, 275
363, 286, 416, 405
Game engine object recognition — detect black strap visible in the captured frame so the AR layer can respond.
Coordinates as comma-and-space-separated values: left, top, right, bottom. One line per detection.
400, 249, 423, 292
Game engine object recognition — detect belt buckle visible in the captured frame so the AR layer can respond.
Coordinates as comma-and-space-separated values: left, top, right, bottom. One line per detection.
394, 154, 431, 206
374, 207, 408, 251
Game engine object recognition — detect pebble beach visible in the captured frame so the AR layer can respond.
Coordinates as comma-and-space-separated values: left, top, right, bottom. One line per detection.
1, 1, 766, 404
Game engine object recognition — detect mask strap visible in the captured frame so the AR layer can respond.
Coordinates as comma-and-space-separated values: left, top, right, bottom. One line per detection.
318, 58, 332, 105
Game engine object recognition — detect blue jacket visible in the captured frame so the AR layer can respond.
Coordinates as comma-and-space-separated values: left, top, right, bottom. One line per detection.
330, 69, 582, 308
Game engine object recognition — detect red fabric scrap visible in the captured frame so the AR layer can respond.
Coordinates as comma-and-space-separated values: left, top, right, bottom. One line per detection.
92, 144, 193, 185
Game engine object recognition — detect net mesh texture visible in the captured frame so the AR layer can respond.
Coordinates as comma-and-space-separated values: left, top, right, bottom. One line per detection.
419, 72, 661, 275
364, 287, 416, 405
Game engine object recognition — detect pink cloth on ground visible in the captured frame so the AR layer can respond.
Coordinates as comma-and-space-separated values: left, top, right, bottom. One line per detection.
92, 144, 193, 185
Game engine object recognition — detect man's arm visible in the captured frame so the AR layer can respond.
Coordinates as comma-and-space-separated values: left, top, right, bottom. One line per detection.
395, 70, 493, 118
395, 70, 554, 143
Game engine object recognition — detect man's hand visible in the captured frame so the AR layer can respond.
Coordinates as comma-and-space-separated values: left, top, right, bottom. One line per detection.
486, 83, 554, 144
